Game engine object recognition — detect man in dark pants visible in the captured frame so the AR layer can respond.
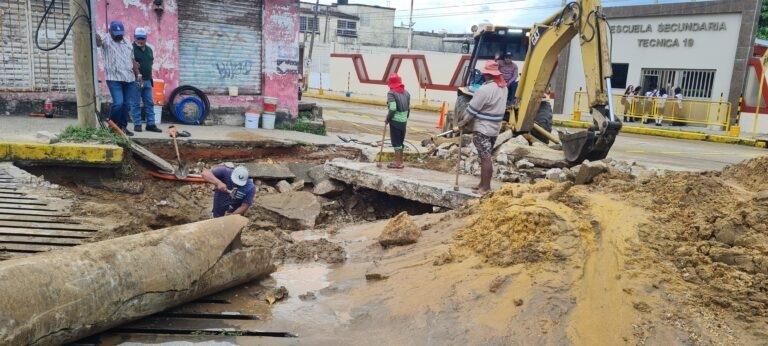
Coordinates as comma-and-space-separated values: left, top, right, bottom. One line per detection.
385, 73, 410, 169
96, 20, 137, 136
201, 165, 256, 218
131, 27, 161, 133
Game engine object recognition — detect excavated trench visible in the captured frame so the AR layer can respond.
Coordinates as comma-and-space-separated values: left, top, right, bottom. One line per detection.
12, 141, 439, 344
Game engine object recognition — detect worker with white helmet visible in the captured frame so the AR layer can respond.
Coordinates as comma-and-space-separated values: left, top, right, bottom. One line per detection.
202, 164, 255, 218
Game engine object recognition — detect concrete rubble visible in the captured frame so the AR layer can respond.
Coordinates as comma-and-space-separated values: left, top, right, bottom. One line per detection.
312, 179, 345, 196
276, 180, 293, 193
244, 162, 296, 180
325, 160, 496, 209
0, 216, 274, 345
253, 191, 322, 230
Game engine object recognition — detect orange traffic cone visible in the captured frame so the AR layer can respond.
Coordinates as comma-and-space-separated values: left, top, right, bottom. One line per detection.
436, 101, 447, 129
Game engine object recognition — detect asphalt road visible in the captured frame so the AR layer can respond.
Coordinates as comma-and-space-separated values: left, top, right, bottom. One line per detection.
309, 97, 767, 171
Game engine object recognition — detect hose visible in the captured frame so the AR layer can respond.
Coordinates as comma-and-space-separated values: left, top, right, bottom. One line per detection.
35, 0, 91, 52
168, 85, 210, 125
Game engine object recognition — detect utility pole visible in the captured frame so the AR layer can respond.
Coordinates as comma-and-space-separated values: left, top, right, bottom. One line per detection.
406, 0, 414, 52
71, 0, 97, 128
306, 0, 320, 91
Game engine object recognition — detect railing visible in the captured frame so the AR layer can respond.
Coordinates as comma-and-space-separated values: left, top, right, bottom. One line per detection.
572, 92, 732, 131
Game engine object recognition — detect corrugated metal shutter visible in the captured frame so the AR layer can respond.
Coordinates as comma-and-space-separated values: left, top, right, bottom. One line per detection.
0, 1, 33, 91
0, 0, 75, 92
30, 0, 75, 92
178, 0, 263, 95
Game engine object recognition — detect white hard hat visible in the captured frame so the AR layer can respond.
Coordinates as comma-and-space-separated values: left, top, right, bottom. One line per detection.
231, 166, 249, 186
134, 27, 148, 39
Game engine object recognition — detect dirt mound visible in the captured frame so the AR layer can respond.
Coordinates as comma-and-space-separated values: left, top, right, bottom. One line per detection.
453, 184, 589, 266
603, 166, 768, 320
721, 156, 768, 191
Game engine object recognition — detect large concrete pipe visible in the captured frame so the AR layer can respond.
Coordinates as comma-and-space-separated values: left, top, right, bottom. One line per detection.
0, 215, 274, 345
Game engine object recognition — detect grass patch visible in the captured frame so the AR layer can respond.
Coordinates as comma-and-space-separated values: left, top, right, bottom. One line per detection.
276, 117, 326, 136
58, 125, 131, 148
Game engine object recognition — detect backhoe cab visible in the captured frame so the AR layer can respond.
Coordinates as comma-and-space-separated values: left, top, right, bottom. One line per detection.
448, 0, 622, 165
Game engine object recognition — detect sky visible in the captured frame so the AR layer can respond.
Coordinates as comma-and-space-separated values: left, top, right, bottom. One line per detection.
314, 0, 706, 33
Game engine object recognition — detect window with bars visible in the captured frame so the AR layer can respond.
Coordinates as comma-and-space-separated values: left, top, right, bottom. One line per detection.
639, 68, 716, 99
336, 20, 357, 37
300, 16, 319, 33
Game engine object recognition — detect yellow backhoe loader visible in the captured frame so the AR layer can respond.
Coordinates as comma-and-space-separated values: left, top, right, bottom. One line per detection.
445, 0, 622, 165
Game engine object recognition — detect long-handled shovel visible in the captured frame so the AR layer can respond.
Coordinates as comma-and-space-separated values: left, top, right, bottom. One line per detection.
453, 129, 463, 191
376, 123, 388, 168
168, 125, 188, 179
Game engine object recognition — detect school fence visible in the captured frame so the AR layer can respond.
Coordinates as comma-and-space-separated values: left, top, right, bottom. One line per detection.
572, 92, 732, 131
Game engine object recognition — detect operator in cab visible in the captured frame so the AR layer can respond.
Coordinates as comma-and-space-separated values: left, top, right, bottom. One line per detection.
201, 164, 255, 218
458, 60, 508, 195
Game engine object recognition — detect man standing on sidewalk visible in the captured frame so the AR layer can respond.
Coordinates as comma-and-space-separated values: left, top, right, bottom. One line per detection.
96, 20, 137, 136
132, 27, 161, 133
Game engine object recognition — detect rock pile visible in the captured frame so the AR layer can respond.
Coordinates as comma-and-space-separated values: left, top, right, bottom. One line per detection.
429, 130, 647, 185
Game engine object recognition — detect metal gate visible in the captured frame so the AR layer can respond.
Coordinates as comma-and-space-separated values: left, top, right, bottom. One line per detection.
640, 68, 716, 99
0, 0, 75, 92
178, 0, 263, 95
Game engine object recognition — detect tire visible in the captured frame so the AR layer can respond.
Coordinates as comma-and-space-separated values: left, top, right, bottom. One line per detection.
532, 100, 553, 144
168, 85, 210, 125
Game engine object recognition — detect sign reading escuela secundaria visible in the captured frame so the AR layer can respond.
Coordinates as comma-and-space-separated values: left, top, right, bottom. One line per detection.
609, 22, 728, 48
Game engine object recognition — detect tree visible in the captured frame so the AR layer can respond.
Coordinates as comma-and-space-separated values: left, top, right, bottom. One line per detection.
759, 0, 768, 40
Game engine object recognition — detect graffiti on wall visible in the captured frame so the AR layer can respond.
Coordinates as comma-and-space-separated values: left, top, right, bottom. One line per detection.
214, 60, 254, 79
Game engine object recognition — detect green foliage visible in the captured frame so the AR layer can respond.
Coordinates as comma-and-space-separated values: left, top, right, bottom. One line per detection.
276, 117, 327, 136
58, 125, 131, 148
760, 1, 768, 40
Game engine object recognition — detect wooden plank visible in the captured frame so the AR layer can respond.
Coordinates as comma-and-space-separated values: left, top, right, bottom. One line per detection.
0, 242, 73, 253
0, 209, 70, 217
0, 235, 83, 245
0, 220, 97, 232
0, 227, 94, 238
0, 198, 47, 205
0, 214, 80, 223
0, 192, 30, 198
0, 204, 61, 212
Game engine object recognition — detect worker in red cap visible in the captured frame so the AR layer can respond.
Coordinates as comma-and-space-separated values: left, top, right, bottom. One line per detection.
385, 73, 410, 169
457, 60, 508, 195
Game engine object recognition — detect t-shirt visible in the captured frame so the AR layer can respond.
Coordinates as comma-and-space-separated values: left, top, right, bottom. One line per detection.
465, 81, 508, 137
498, 60, 518, 85
99, 33, 136, 82
133, 43, 154, 80
387, 90, 410, 123
211, 166, 256, 217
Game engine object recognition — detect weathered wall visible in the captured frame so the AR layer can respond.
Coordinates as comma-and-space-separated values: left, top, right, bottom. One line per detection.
93, 0, 180, 99
337, 4, 394, 47
263, 0, 301, 117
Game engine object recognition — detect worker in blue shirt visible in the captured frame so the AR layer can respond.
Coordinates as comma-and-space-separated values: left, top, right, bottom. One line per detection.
202, 165, 255, 218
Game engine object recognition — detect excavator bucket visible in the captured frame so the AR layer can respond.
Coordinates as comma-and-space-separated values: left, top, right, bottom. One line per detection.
559, 120, 622, 165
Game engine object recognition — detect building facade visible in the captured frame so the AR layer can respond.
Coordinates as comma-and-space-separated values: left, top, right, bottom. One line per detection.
0, 0, 301, 119
555, 0, 761, 118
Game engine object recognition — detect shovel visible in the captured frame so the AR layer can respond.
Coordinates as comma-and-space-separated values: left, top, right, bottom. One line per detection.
168, 126, 189, 179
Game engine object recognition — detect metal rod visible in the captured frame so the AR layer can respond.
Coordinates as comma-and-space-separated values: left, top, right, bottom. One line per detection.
605, 77, 616, 122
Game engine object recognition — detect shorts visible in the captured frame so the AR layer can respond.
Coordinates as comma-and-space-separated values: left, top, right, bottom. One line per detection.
473, 132, 497, 159
389, 121, 406, 151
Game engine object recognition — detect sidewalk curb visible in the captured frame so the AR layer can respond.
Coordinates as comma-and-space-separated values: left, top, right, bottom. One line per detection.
554, 119, 767, 148
0, 141, 124, 166
305, 92, 443, 112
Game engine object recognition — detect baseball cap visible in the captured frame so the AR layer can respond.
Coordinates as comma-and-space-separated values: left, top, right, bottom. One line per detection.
134, 27, 148, 39
231, 166, 249, 187
109, 21, 125, 35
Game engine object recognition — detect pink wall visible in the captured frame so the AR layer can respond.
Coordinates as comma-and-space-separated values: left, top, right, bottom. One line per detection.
94, 0, 180, 98
93, 0, 299, 117
262, 0, 300, 117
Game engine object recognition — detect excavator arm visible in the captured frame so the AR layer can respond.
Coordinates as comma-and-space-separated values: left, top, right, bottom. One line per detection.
513, 0, 622, 164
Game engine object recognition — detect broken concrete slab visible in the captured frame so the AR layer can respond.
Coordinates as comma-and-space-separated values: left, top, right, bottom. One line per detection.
276, 180, 292, 193
378, 212, 421, 247
312, 179, 345, 196
253, 191, 321, 230
497, 141, 568, 168
324, 161, 500, 209
287, 162, 315, 183
574, 160, 609, 184
244, 162, 296, 180
307, 164, 328, 185
0, 216, 274, 345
